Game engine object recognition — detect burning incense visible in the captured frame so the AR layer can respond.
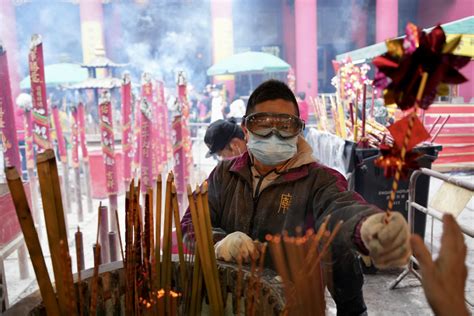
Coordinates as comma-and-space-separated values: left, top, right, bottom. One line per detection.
75, 227, 84, 316
59, 240, 76, 314
161, 172, 174, 310
370, 86, 376, 118
427, 115, 442, 135
362, 84, 367, 138
154, 176, 162, 290
171, 182, 188, 290
430, 115, 450, 143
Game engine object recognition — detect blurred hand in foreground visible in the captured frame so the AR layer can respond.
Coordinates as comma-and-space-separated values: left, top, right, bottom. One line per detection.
411, 214, 469, 316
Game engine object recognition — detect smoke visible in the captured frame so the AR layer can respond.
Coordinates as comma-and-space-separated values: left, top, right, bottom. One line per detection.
116, 2, 212, 92
13, 2, 82, 78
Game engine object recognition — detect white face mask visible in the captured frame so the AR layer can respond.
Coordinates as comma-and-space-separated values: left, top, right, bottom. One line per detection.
247, 133, 297, 166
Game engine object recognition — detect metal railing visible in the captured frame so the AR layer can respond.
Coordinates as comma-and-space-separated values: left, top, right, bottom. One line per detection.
389, 168, 474, 307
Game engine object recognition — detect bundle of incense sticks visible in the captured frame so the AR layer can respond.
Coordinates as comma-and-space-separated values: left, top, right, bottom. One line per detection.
186, 183, 224, 315
266, 217, 343, 316
122, 172, 189, 315
6, 149, 81, 315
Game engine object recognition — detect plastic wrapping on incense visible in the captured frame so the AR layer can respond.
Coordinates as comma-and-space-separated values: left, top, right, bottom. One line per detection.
121, 74, 133, 185
76, 102, 88, 161
28, 34, 51, 152
71, 109, 80, 168
98, 92, 119, 196
173, 73, 192, 195
24, 108, 35, 169
0, 45, 22, 172
154, 80, 168, 176
140, 74, 154, 191
51, 106, 67, 162
177, 73, 193, 176
133, 97, 142, 177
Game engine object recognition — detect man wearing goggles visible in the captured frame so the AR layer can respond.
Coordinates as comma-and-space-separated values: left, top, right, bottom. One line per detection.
182, 80, 410, 316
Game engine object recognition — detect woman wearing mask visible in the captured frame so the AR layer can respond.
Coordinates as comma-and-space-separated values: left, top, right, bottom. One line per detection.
182, 80, 411, 316
204, 118, 247, 160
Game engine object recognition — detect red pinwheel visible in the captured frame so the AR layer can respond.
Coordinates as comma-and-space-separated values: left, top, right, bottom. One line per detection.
373, 23, 470, 110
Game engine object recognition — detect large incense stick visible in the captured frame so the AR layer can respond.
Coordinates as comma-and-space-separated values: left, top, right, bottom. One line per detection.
154, 176, 162, 290
171, 182, 188, 290
5, 167, 61, 316
36, 149, 70, 314
75, 227, 84, 316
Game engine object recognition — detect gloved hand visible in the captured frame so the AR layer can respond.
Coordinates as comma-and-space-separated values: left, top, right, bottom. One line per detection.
214, 231, 257, 263
360, 212, 411, 269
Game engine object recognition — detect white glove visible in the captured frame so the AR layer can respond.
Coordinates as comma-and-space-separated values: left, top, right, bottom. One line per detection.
361, 212, 411, 269
214, 231, 257, 263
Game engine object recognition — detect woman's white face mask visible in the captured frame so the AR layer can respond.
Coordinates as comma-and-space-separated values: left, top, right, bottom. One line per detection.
247, 132, 297, 166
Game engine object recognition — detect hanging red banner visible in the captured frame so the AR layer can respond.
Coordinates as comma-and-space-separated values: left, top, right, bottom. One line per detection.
71, 107, 80, 169
98, 91, 118, 195
28, 35, 51, 152
140, 73, 154, 190
52, 105, 67, 162
121, 74, 132, 184
0, 45, 22, 172
77, 102, 89, 161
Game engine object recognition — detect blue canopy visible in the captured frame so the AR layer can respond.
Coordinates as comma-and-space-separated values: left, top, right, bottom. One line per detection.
20, 63, 89, 90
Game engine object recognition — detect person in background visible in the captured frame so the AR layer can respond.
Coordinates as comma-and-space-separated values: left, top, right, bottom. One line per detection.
210, 86, 224, 122
297, 91, 309, 123
411, 214, 469, 316
227, 94, 246, 121
198, 91, 211, 123
204, 118, 247, 160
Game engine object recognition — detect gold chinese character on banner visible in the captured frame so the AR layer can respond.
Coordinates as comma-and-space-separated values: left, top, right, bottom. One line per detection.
278, 193, 292, 214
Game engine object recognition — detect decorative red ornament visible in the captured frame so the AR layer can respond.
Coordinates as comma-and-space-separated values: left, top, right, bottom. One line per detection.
375, 144, 422, 179
373, 24, 470, 110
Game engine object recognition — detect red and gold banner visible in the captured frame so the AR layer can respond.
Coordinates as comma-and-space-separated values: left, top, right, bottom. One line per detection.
140, 73, 154, 190
28, 35, 51, 152
52, 106, 67, 162
121, 74, 133, 184
98, 91, 118, 195
0, 45, 22, 172
71, 107, 80, 169
77, 102, 89, 161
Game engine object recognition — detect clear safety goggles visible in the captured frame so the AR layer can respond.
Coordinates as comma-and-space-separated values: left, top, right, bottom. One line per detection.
243, 112, 304, 139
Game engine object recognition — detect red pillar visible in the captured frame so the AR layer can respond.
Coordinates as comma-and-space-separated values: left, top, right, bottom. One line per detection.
376, 0, 399, 43
0, 0, 24, 132
210, 0, 235, 97
295, 0, 318, 97
79, 0, 106, 64
282, 0, 296, 68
